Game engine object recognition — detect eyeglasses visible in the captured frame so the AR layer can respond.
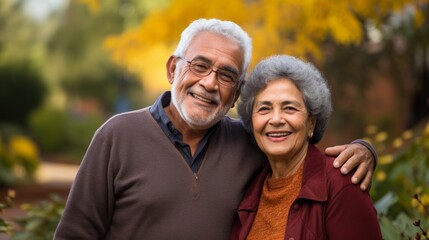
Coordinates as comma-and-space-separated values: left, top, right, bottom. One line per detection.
178, 56, 240, 88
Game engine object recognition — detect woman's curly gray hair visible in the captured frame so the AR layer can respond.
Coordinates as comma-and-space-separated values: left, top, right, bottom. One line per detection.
237, 55, 332, 144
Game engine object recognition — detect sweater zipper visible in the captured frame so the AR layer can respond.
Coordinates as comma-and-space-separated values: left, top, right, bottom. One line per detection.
192, 172, 199, 199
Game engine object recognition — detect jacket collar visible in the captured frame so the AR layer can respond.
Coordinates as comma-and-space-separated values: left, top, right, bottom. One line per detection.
298, 144, 328, 202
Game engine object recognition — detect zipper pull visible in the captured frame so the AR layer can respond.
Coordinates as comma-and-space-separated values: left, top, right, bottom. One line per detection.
192, 173, 199, 199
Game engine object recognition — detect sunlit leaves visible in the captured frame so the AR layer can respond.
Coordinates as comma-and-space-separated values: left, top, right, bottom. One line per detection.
79, 0, 428, 98
79, 0, 100, 13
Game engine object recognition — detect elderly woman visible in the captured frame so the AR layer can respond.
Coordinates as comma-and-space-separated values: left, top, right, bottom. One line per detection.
231, 55, 382, 240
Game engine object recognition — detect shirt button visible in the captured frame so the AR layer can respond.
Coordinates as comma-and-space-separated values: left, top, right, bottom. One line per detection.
292, 203, 300, 210
288, 238, 295, 240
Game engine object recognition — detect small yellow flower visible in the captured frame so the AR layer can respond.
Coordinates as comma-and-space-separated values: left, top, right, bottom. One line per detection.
376, 171, 386, 181
362, 137, 372, 145
411, 198, 418, 208
411, 193, 429, 214
9, 135, 39, 160
378, 155, 393, 165
415, 186, 423, 194
375, 132, 388, 143
424, 122, 429, 138
421, 194, 429, 205
402, 130, 413, 140
392, 138, 403, 148
365, 125, 378, 135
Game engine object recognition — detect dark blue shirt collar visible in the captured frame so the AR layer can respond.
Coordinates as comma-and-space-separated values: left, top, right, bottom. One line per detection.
149, 91, 219, 173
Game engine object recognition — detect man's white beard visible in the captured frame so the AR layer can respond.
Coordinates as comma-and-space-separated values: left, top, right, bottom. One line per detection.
170, 79, 233, 130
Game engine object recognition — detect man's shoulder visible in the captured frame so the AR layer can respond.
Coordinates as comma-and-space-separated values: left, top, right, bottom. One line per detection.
98, 107, 151, 133
220, 116, 246, 129
218, 116, 252, 137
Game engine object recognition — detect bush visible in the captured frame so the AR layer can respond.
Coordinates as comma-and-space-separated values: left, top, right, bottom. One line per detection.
0, 190, 15, 234
29, 108, 105, 160
65, 112, 105, 158
368, 122, 429, 239
28, 110, 68, 153
0, 61, 47, 128
0, 193, 65, 240
12, 195, 65, 240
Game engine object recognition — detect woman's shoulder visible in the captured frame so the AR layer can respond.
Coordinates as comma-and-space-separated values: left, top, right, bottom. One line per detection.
321, 154, 361, 193
320, 155, 371, 205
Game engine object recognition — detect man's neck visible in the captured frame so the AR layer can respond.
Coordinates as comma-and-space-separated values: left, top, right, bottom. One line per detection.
164, 104, 208, 155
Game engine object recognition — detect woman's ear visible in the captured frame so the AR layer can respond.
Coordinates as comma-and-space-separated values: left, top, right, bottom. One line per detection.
166, 55, 177, 84
309, 117, 317, 138
311, 117, 317, 129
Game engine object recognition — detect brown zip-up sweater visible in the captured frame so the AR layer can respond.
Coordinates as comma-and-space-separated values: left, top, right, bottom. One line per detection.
54, 108, 266, 240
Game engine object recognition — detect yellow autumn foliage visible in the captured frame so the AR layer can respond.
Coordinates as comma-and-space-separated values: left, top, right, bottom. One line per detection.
378, 154, 394, 165
411, 193, 429, 214
424, 122, 429, 137
375, 131, 388, 142
376, 170, 387, 181
79, 0, 100, 13
82, 0, 427, 98
0, 134, 40, 185
9, 135, 39, 160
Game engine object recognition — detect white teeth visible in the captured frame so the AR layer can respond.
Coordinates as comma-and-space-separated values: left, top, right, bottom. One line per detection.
192, 93, 212, 103
267, 132, 288, 137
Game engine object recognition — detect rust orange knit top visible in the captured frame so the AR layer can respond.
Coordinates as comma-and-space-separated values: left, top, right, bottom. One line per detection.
247, 163, 304, 240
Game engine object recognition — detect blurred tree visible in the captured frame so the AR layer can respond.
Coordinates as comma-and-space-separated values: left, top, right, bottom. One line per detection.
0, 0, 47, 128
75, 0, 173, 101
0, 0, 39, 62
396, 4, 429, 128
102, 0, 426, 69
46, 0, 145, 114
322, 3, 429, 139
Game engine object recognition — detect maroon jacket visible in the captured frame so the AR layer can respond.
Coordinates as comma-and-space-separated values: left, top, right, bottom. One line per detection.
231, 144, 382, 240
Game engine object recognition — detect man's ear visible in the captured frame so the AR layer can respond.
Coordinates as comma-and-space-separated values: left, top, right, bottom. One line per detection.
166, 55, 177, 84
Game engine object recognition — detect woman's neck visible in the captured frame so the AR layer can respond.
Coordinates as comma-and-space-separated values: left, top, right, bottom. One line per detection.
268, 143, 309, 179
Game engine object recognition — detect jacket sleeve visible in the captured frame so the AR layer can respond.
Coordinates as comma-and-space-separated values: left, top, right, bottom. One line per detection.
325, 184, 382, 240
54, 128, 115, 239
350, 139, 378, 168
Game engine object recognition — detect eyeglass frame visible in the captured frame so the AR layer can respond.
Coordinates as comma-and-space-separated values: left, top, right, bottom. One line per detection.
177, 56, 241, 88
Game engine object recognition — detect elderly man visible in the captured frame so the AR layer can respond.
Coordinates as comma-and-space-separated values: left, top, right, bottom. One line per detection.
54, 18, 376, 240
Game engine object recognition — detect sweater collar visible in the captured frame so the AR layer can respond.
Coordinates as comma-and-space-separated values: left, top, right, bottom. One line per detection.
238, 144, 328, 212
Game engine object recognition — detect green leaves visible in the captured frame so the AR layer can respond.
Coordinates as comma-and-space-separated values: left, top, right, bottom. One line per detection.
370, 122, 429, 239
12, 195, 65, 240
